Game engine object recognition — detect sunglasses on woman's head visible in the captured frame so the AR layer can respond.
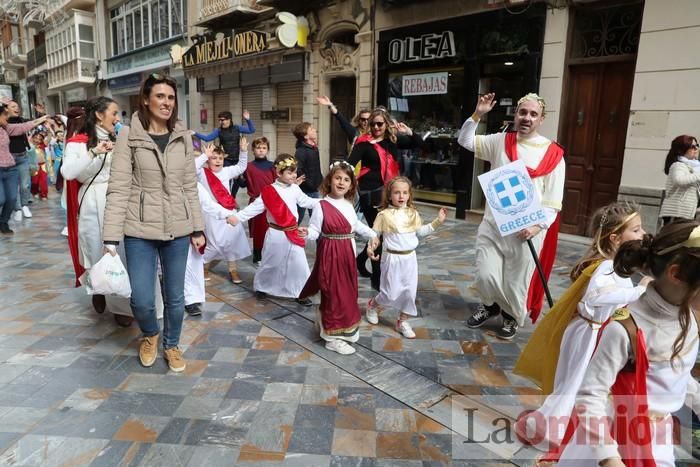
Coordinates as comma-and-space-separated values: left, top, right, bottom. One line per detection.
149, 73, 176, 86
358, 118, 368, 122
370, 121, 385, 128
691, 144, 699, 150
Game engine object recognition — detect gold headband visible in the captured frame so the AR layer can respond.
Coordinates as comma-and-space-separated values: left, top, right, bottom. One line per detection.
608, 212, 639, 234
275, 158, 296, 171
517, 93, 546, 117
656, 225, 700, 255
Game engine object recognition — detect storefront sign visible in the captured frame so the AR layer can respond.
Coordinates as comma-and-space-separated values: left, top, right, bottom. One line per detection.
401, 72, 448, 96
388, 31, 456, 64
107, 40, 186, 75
261, 109, 290, 120
108, 73, 142, 90
182, 30, 267, 68
478, 160, 544, 236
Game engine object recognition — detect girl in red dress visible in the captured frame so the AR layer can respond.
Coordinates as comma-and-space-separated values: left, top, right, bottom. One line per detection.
300, 161, 377, 355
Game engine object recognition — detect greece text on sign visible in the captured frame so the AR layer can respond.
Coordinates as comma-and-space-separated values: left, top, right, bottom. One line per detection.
182, 30, 268, 68
477, 160, 545, 237
402, 72, 448, 96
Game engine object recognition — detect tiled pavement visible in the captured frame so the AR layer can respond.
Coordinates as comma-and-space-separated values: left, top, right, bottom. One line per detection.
0, 194, 696, 466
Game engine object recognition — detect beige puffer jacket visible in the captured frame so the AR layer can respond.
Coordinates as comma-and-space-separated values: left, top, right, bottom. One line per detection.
103, 113, 204, 242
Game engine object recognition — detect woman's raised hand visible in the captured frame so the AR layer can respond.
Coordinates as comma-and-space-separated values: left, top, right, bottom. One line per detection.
240, 135, 248, 152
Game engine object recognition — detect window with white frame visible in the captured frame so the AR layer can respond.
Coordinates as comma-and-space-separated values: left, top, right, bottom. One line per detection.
110, 0, 187, 56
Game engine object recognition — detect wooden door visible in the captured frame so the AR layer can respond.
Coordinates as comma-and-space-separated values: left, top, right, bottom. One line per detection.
329, 77, 356, 160
560, 62, 635, 235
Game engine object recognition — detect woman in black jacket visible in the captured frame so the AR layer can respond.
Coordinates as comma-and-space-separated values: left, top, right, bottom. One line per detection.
347, 107, 423, 289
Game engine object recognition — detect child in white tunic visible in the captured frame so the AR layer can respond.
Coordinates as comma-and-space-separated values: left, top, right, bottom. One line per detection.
367, 176, 446, 339
514, 203, 649, 450
195, 140, 251, 283
184, 183, 241, 316
227, 154, 320, 302
554, 221, 700, 467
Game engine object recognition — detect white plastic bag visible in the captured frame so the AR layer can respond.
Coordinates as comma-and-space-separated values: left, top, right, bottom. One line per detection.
83, 253, 132, 298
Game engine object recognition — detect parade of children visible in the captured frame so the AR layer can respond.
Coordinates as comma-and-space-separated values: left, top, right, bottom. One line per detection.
5, 91, 700, 466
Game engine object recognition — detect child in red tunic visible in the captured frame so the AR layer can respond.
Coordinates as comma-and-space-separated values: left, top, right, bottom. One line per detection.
244, 137, 277, 266
300, 161, 377, 355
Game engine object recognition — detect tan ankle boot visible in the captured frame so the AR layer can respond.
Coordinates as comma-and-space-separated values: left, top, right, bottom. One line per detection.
228, 261, 242, 284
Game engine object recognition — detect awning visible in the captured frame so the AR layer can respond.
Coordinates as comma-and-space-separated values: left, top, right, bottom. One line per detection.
183, 48, 289, 79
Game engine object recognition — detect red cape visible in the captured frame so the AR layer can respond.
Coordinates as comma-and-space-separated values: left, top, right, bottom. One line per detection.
260, 185, 304, 247
65, 133, 89, 286
504, 131, 564, 323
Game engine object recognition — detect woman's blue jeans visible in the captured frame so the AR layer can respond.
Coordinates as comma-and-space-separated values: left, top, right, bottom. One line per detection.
124, 235, 189, 349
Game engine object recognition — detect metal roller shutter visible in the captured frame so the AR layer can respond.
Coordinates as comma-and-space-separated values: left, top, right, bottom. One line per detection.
276, 82, 303, 155
242, 86, 263, 140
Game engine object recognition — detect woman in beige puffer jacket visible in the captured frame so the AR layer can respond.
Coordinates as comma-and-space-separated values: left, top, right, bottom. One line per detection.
103, 74, 205, 373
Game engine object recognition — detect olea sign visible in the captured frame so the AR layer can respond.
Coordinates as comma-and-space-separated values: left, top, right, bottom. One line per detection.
402, 72, 448, 96
478, 160, 545, 237
182, 30, 267, 68
388, 31, 456, 64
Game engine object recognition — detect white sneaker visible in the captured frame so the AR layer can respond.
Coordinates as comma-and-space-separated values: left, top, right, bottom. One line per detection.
254, 261, 261, 268
325, 340, 356, 355
396, 320, 416, 339
366, 299, 379, 324
13, 210, 22, 222
61, 226, 68, 236
22, 206, 32, 218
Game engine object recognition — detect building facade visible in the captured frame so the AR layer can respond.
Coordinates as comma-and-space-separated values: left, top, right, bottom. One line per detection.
0, 0, 694, 234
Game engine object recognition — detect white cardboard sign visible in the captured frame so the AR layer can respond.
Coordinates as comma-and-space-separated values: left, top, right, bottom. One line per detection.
477, 159, 545, 237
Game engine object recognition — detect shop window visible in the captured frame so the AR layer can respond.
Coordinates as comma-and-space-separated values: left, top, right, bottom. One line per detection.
386, 68, 466, 202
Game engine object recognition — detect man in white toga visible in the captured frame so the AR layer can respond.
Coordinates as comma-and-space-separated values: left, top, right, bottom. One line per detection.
458, 93, 565, 339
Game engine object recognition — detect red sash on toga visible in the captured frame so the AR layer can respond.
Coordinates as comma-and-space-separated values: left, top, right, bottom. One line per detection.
245, 161, 276, 250
300, 200, 361, 335
204, 167, 236, 209
504, 131, 565, 323
542, 320, 656, 466
65, 133, 89, 287
260, 184, 304, 247
355, 134, 400, 184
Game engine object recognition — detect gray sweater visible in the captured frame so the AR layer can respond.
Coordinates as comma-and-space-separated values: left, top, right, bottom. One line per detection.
659, 161, 700, 220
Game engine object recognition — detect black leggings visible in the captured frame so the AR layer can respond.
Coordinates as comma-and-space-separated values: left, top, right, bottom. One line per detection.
358, 195, 381, 289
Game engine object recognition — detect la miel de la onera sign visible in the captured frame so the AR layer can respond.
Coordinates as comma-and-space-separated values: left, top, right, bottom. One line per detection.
182, 30, 268, 68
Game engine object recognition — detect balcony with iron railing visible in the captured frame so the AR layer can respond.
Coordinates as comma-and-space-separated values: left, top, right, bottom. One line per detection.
196, 0, 273, 28
27, 43, 47, 72
3, 38, 26, 68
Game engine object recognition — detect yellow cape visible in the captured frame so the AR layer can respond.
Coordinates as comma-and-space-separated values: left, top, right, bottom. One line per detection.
512, 260, 603, 395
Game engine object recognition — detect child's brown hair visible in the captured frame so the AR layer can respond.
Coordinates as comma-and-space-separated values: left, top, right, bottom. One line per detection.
319, 161, 357, 201
570, 202, 641, 281
274, 153, 297, 173
379, 176, 415, 210
292, 122, 312, 142
614, 221, 700, 364
252, 137, 269, 149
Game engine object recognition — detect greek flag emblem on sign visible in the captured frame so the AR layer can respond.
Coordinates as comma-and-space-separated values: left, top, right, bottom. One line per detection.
477, 159, 545, 237
495, 176, 526, 208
